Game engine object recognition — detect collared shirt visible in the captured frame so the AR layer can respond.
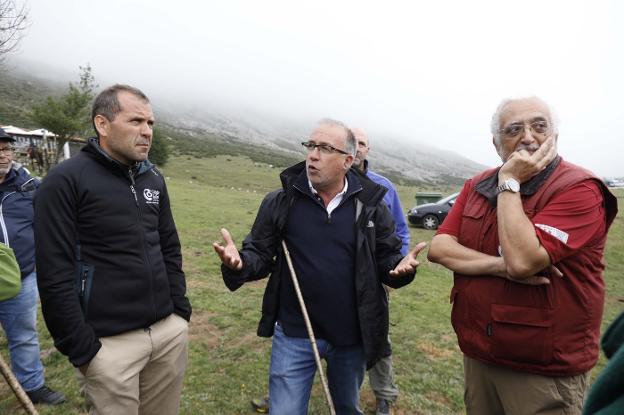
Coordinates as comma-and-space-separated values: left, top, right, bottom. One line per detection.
308, 177, 349, 215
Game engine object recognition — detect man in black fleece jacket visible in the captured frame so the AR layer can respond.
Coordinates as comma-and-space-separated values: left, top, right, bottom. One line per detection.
34, 84, 191, 415
214, 119, 426, 415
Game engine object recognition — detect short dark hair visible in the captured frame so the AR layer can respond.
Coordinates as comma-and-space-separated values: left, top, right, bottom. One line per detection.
91, 84, 150, 136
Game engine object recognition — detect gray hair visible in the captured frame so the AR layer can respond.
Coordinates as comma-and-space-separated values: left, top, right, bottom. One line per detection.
317, 118, 356, 156
92, 84, 150, 136
490, 96, 559, 143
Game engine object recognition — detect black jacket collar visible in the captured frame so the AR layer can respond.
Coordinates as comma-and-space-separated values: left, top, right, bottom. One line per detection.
475, 155, 562, 207
83, 137, 154, 177
279, 161, 387, 206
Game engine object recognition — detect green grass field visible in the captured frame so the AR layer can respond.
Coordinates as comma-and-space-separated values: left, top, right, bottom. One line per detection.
1, 154, 623, 414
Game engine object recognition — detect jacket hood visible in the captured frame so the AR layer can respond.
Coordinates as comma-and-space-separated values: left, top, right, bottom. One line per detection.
279, 161, 387, 206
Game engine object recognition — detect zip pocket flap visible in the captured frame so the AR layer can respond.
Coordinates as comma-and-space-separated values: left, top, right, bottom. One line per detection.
491, 304, 552, 328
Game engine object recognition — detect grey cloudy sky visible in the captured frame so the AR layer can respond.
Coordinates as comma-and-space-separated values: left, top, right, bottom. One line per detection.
14, 0, 624, 176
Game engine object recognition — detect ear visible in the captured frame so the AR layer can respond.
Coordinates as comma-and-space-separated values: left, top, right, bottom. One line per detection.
93, 114, 110, 138
492, 136, 502, 157
344, 154, 354, 170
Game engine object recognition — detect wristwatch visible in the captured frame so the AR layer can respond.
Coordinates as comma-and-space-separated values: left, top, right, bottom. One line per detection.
496, 178, 520, 194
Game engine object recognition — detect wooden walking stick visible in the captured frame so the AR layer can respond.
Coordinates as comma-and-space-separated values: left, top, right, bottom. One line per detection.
0, 350, 39, 415
281, 240, 336, 415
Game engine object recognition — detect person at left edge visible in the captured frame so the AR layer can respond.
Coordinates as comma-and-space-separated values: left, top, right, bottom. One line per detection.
0, 127, 65, 405
33, 84, 191, 415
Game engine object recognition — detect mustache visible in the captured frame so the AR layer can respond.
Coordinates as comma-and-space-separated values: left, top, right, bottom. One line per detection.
517, 145, 540, 152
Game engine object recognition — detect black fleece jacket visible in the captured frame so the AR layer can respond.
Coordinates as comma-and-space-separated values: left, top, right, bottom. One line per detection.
34, 139, 191, 367
222, 162, 414, 368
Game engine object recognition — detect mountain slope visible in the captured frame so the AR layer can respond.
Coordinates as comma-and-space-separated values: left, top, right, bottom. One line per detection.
1, 61, 487, 185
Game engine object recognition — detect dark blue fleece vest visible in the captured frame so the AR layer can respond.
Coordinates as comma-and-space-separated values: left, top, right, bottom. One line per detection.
278, 187, 361, 346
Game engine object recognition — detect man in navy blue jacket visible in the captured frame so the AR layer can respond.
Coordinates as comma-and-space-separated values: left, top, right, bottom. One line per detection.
214, 119, 426, 415
0, 128, 65, 405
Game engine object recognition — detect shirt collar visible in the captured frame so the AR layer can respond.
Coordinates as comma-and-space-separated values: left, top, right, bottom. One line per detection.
308, 176, 349, 215
308, 176, 349, 197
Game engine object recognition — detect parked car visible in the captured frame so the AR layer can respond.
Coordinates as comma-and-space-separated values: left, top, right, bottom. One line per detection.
604, 178, 624, 188
407, 192, 459, 230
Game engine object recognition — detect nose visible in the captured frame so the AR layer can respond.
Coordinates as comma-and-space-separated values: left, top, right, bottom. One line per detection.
141, 122, 153, 138
520, 124, 537, 144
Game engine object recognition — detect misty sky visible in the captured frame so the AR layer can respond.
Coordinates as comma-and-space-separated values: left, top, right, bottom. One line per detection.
12, 0, 624, 176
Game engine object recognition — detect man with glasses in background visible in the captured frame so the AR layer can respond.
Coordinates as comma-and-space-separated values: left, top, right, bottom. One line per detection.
352, 127, 409, 415
428, 97, 618, 414
0, 127, 65, 405
214, 119, 427, 415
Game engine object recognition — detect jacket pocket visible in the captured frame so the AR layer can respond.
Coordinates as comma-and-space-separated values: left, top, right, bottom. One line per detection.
489, 303, 553, 365
458, 203, 489, 251
74, 262, 95, 318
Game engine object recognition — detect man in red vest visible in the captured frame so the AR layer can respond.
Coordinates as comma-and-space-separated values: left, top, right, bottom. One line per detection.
428, 96, 618, 415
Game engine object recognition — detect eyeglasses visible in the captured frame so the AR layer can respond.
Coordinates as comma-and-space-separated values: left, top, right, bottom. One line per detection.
499, 120, 550, 139
301, 141, 350, 155
0, 147, 14, 155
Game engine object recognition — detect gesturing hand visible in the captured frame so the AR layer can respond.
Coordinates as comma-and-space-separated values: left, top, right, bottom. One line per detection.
212, 228, 243, 270
389, 242, 427, 277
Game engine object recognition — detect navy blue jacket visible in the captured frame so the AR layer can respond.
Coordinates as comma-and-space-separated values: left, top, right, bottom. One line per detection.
0, 164, 39, 278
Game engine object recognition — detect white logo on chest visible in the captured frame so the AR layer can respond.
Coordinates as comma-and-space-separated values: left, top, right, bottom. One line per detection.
143, 189, 160, 204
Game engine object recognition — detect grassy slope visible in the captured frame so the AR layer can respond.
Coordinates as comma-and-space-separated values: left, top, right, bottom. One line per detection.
1, 154, 622, 414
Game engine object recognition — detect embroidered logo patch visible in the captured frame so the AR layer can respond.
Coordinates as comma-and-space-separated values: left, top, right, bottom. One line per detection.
143, 189, 160, 205
535, 223, 569, 244
367, 220, 374, 228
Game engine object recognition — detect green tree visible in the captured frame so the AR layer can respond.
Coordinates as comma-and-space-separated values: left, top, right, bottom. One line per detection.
149, 128, 170, 167
31, 64, 97, 149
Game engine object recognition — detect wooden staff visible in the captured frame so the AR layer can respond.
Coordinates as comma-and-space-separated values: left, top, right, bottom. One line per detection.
281, 240, 336, 415
0, 350, 39, 415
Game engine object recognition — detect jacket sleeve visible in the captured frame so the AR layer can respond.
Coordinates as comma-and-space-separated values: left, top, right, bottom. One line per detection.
222, 190, 282, 291
384, 183, 410, 256
158, 178, 192, 321
375, 202, 414, 288
33, 168, 101, 367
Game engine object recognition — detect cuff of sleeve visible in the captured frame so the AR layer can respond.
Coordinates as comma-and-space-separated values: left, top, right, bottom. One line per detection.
70, 340, 102, 368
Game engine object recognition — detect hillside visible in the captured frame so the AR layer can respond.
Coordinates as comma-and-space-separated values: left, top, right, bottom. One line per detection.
1, 60, 487, 186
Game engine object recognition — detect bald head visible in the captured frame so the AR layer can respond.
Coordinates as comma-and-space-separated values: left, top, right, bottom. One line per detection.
352, 128, 370, 171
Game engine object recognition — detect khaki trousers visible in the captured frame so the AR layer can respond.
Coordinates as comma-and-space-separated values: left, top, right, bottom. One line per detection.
464, 356, 589, 415
79, 313, 189, 415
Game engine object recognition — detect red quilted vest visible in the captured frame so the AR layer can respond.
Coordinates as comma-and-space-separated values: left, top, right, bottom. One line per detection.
451, 159, 617, 376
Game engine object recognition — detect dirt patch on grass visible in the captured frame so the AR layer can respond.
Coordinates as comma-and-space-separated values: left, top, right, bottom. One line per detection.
418, 340, 456, 360
425, 390, 454, 408
227, 332, 268, 355
186, 277, 210, 290
188, 310, 221, 348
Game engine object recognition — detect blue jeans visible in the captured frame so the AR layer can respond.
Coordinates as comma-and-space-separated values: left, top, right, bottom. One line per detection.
0, 272, 45, 392
269, 322, 366, 415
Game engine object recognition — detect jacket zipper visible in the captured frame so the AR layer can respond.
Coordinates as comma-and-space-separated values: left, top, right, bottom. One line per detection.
128, 168, 158, 322
79, 264, 90, 315
0, 191, 16, 247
